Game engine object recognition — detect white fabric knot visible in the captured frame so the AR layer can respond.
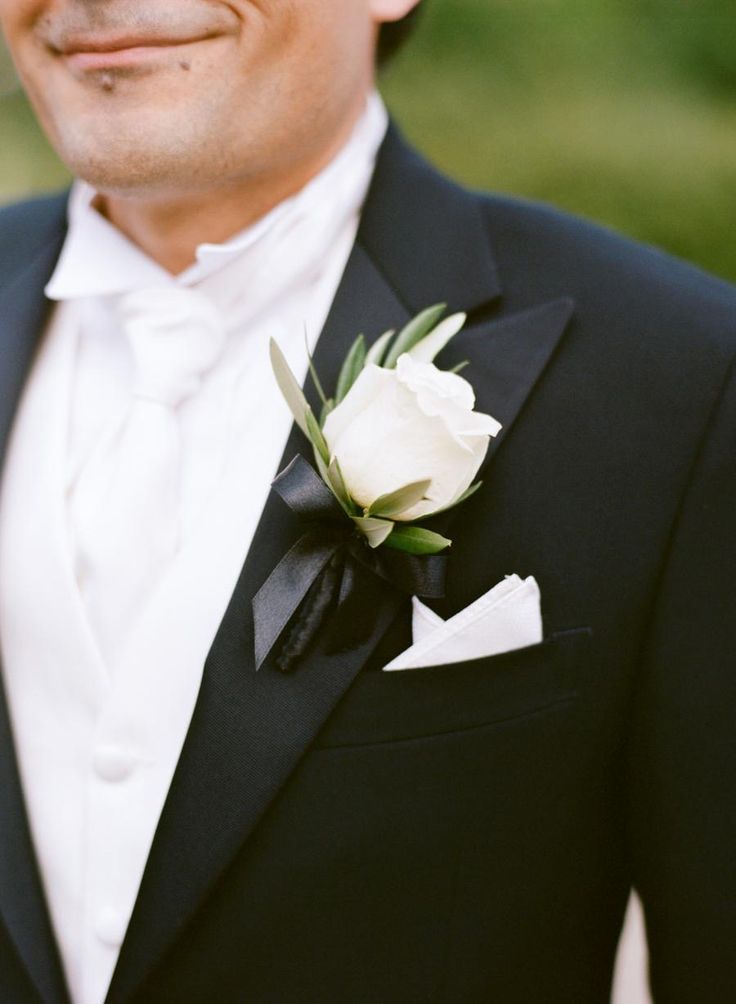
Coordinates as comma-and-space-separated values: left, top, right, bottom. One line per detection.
116, 287, 226, 408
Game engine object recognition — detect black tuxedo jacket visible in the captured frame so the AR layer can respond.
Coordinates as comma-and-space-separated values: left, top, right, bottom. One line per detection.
1, 128, 735, 1004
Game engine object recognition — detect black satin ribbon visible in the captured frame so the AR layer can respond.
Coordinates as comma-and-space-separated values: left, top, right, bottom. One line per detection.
253, 456, 447, 672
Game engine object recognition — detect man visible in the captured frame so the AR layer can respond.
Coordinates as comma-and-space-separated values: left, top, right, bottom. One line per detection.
0, 1, 734, 1002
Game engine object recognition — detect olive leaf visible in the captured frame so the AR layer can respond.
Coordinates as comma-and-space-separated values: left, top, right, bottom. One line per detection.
320, 398, 335, 426
352, 516, 395, 549
327, 457, 358, 515
309, 451, 339, 514
270, 338, 310, 437
335, 334, 367, 404
425, 481, 482, 518
367, 479, 432, 519
383, 525, 452, 555
383, 303, 447, 369
407, 312, 467, 365
304, 331, 328, 406
313, 447, 332, 492
365, 328, 396, 368
306, 408, 331, 466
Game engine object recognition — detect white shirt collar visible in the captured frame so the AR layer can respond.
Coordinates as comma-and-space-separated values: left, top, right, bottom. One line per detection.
46, 91, 389, 301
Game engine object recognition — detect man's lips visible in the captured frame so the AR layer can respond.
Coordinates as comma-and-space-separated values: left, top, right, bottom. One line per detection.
58, 33, 216, 72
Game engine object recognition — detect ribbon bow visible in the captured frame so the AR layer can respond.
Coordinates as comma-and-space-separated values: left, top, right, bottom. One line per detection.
252, 456, 448, 672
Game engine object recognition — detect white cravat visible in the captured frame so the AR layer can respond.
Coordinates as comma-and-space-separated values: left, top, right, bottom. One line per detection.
69, 288, 226, 662
0, 92, 389, 1004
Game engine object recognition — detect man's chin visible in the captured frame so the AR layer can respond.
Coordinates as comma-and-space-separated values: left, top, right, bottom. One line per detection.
52, 110, 214, 197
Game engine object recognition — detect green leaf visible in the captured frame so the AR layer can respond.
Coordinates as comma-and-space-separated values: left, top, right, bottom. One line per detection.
320, 398, 335, 427
270, 338, 310, 436
335, 334, 367, 404
327, 458, 358, 515
407, 312, 467, 364
450, 480, 483, 508
383, 525, 452, 555
304, 330, 328, 406
352, 516, 395, 549
365, 328, 396, 368
383, 304, 448, 369
306, 407, 330, 466
425, 481, 482, 517
312, 450, 349, 515
367, 479, 432, 519
313, 443, 332, 487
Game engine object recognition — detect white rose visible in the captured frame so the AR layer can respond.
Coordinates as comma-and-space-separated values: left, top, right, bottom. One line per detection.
322, 353, 502, 522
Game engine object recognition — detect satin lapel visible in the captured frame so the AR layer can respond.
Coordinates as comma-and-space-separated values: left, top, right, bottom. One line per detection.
422, 297, 576, 552
0, 210, 71, 1003
107, 243, 415, 1004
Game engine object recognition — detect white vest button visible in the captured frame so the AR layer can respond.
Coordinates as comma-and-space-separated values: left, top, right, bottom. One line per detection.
95, 906, 127, 948
92, 746, 136, 783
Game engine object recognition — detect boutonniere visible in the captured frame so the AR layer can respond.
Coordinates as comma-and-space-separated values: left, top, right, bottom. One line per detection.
254, 305, 502, 672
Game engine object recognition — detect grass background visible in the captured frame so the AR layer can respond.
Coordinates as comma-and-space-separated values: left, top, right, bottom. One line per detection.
2, 0, 735, 282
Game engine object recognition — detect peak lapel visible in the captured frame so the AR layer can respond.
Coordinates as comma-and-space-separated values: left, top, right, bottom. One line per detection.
0, 202, 70, 1004
449, 298, 577, 462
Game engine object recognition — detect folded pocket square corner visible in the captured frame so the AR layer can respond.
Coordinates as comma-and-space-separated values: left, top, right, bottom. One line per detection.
383, 574, 543, 672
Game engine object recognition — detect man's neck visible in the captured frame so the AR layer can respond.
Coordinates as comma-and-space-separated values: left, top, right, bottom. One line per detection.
96, 102, 370, 276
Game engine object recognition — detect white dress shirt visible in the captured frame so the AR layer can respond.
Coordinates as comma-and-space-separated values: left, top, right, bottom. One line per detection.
0, 93, 387, 1004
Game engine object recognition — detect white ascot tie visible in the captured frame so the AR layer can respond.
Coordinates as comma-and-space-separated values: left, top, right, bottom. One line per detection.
68, 287, 227, 663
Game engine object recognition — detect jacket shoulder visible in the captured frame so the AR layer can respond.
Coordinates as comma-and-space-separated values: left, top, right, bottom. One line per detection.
0, 192, 68, 283
477, 191, 736, 355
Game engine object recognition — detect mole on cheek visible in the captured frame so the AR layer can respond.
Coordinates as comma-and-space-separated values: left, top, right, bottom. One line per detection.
179, 61, 191, 71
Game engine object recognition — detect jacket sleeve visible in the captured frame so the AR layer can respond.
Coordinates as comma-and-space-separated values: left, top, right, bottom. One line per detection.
627, 353, 736, 1002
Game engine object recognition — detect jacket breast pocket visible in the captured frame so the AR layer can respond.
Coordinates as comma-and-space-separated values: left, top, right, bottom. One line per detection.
313, 627, 591, 749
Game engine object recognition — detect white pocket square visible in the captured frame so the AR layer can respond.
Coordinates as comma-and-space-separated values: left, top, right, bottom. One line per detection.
383, 574, 543, 672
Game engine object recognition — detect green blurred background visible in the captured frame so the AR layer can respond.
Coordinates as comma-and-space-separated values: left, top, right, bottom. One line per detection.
2, 0, 735, 281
